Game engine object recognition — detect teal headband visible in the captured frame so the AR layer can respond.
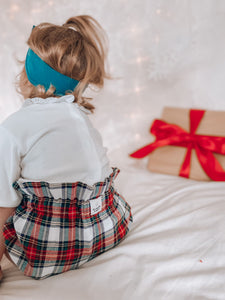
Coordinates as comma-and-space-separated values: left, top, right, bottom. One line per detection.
25, 48, 80, 96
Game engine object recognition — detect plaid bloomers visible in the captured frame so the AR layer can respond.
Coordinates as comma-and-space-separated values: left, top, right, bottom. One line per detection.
3, 168, 132, 280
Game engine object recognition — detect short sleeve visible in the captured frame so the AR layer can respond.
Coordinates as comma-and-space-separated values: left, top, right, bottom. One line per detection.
0, 126, 22, 207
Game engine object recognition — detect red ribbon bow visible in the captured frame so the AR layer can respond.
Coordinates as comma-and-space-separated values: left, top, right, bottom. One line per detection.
130, 109, 225, 181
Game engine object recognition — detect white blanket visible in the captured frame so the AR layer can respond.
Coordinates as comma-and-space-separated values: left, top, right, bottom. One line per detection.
1, 1, 225, 299
1, 153, 225, 300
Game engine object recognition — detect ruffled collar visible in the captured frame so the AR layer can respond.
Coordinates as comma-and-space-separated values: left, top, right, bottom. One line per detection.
23, 95, 91, 114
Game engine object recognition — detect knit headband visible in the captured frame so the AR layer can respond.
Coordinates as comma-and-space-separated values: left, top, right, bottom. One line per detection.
25, 26, 80, 96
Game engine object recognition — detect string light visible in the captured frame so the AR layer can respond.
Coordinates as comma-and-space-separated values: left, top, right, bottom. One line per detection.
155, 35, 160, 44
136, 57, 142, 63
136, 56, 149, 64
130, 25, 142, 34
130, 113, 139, 119
48, 1, 54, 6
130, 26, 138, 33
156, 9, 161, 15
10, 4, 20, 12
135, 133, 140, 140
135, 86, 141, 93
31, 8, 42, 14
9, 3, 20, 20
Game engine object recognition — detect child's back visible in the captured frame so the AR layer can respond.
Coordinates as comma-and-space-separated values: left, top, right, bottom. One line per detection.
1, 94, 111, 187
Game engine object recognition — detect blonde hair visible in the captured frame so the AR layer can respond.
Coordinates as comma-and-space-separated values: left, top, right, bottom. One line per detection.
17, 15, 110, 112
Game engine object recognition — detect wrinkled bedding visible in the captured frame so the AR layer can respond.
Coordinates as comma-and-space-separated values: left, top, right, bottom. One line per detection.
1, 153, 225, 300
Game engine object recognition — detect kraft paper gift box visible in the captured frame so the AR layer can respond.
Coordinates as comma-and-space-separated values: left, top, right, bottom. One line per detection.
130, 107, 225, 181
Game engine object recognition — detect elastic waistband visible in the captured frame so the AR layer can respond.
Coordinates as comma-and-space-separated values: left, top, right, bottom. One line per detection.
13, 168, 120, 202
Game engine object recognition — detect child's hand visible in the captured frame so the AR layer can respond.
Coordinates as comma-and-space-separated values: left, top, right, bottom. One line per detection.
0, 266, 3, 282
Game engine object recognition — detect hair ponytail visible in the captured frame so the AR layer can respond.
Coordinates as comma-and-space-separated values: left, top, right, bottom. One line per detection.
63, 15, 110, 109
17, 15, 110, 112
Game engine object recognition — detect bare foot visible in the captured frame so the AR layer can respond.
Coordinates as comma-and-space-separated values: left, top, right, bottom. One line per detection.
0, 266, 3, 282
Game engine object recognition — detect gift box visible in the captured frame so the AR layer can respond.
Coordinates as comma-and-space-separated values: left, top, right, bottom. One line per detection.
130, 107, 225, 181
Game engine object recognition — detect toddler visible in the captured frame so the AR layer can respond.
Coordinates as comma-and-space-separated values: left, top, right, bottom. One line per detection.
0, 15, 132, 280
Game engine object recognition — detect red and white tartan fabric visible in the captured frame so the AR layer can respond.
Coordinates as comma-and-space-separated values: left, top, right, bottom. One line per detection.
3, 168, 133, 280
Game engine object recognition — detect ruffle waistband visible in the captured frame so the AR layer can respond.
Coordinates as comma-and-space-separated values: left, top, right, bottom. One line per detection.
13, 168, 120, 202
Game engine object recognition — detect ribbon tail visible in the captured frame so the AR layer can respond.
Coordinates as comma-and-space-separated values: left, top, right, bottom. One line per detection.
129, 142, 161, 158
179, 145, 192, 178
129, 138, 176, 159
195, 146, 225, 181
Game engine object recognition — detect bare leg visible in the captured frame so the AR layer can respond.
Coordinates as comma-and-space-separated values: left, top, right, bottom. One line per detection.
4, 248, 15, 265
0, 207, 16, 281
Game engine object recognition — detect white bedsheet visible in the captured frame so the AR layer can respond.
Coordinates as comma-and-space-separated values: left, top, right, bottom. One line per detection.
1, 1, 225, 299
1, 152, 225, 300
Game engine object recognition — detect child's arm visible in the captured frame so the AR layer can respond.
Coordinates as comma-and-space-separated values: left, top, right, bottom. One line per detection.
0, 126, 21, 264
0, 127, 21, 280
0, 207, 16, 262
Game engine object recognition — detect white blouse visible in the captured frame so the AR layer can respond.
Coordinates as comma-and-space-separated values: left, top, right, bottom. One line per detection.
0, 95, 112, 207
